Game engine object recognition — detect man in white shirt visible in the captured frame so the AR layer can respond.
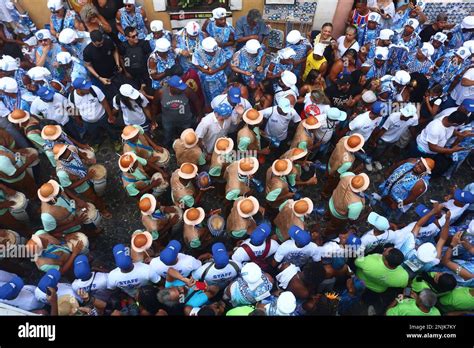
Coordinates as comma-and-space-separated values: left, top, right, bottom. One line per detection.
413, 110, 469, 175
447, 66, 474, 108
348, 101, 384, 142
0, 275, 44, 312
68, 77, 119, 150
195, 103, 234, 154
72, 255, 110, 302
232, 222, 280, 265
149, 240, 202, 283
261, 97, 300, 143
107, 244, 153, 297
30, 86, 82, 141
360, 212, 397, 255
210, 86, 252, 133
272, 225, 322, 268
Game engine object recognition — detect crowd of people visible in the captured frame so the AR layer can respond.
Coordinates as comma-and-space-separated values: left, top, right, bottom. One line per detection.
0, 0, 473, 316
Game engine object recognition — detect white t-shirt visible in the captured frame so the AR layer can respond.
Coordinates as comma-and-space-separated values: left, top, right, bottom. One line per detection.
0, 284, 44, 311
262, 106, 301, 141
349, 111, 381, 141
433, 107, 457, 121
195, 112, 233, 153
381, 112, 418, 143
35, 282, 80, 304
360, 229, 397, 253
112, 93, 149, 126
437, 200, 469, 226
192, 261, 241, 287
70, 86, 106, 123
337, 36, 360, 57
107, 262, 151, 297
149, 253, 202, 283
232, 239, 280, 264
71, 272, 109, 294
273, 240, 322, 267
210, 94, 252, 131
391, 222, 416, 251
450, 67, 474, 105
30, 93, 70, 126
416, 116, 456, 154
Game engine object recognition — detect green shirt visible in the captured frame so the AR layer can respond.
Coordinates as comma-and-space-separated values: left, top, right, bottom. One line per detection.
226, 305, 255, 316
57, 169, 90, 194
439, 287, 474, 312
387, 299, 441, 316
40, 196, 81, 234
125, 169, 149, 197
355, 254, 409, 293
329, 197, 364, 220
411, 272, 436, 293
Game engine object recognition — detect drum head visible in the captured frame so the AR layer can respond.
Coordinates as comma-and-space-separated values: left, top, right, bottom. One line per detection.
89, 164, 107, 180
8, 192, 26, 210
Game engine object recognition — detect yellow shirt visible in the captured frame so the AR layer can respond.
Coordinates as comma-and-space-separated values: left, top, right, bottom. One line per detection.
303, 53, 327, 81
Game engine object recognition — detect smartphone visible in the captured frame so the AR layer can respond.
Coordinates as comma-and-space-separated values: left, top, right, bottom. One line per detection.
195, 281, 207, 291
403, 287, 411, 297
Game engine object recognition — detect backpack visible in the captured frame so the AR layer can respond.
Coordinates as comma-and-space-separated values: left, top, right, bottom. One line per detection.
199, 260, 241, 282
241, 238, 273, 273
67, 87, 98, 117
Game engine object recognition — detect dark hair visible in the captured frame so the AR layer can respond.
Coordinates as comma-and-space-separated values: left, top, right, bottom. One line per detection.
137, 285, 165, 315
436, 13, 448, 22
249, 308, 266, 316
417, 272, 457, 294
260, 79, 274, 95
385, 248, 404, 268
90, 30, 103, 42
124, 26, 137, 37
343, 48, 358, 60
321, 22, 333, 29
305, 69, 320, 84
301, 261, 326, 293
116, 93, 144, 111
247, 9, 262, 22
447, 111, 469, 125
197, 306, 216, 316
430, 83, 443, 95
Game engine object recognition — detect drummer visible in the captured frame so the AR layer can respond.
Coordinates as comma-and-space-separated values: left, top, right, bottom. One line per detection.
138, 193, 181, 242
274, 197, 313, 242
7, 109, 45, 152
121, 125, 170, 177
52, 144, 112, 219
209, 137, 234, 178
279, 148, 318, 187
170, 163, 199, 209
226, 196, 261, 241
118, 152, 167, 199
224, 157, 259, 201
289, 115, 321, 154
0, 182, 32, 235
265, 159, 295, 210
172, 128, 206, 167
130, 230, 155, 264
237, 108, 270, 157
182, 207, 211, 251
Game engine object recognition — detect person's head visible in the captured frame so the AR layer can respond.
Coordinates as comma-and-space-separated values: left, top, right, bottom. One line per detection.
305, 69, 321, 85
125, 26, 139, 45
185, 21, 200, 38
416, 289, 437, 310
79, 4, 99, 23
320, 23, 333, 41
354, 0, 368, 14
301, 261, 326, 293
403, 18, 419, 36
373, 46, 389, 67
459, 98, 474, 116
346, 276, 366, 296
247, 9, 262, 27
336, 75, 352, 92
278, 47, 296, 65
35, 29, 52, 47
202, 37, 218, 56
383, 247, 404, 268
343, 48, 357, 66
198, 301, 226, 316
113, 244, 133, 272
90, 30, 104, 47
150, 20, 165, 39
47, 0, 65, 16
428, 84, 443, 98
156, 288, 182, 308
446, 111, 469, 127
137, 286, 167, 315
461, 16, 474, 34
345, 25, 357, 42
72, 78, 93, 96
413, 157, 434, 175
351, 69, 366, 87
432, 273, 457, 293
123, 0, 136, 13
212, 7, 227, 27
435, 13, 448, 30
378, 29, 394, 46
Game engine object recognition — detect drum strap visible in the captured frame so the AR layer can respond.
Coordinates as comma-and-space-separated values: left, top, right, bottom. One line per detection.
121, 174, 139, 183
126, 141, 153, 152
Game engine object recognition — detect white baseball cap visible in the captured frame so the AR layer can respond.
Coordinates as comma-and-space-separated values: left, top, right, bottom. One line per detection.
281, 70, 297, 87
406, 18, 419, 30
0, 77, 18, 93
400, 103, 417, 117
56, 51, 72, 65
212, 7, 227, 20
432, 32, 447, 43
367, 212, 390, 231
119, 84, 140, 100
276, 291, 297, 315
58, 28, 78, 45
393, 70, 411, 86
420, 42, 434, 58
47, 0, 64, 11
378, 29, 394, 41
150, 20, 164, 32
463, 40, 474, 54
27, 66, 52, 81
245, 39, 261, 54
416, 243, 438, 263
185, 21, 200, 36
368, 12, 381, 24
455, 47, 471, 60
154, 38, 170, 53
374, 46, 389, 60
313, 43, 326, 56
123, 0, 136, 4
241, 262, 263, 291
362, 90, 377, 103
202, 37, 218, 53
35, 29, 52, 41
278, 47, 296, 60
0, 55, 19, 72
461, 16, 474, 30
286, 30, 302, 44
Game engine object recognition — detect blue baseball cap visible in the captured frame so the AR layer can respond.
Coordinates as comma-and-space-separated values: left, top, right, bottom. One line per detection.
37, 86, 55, 101
277, 97, 292, 113
214, 103, 233, 117
212, 242, 229, 269
74, 254, 92, 281
454, 189, 474, 204
168, 75, 188, 90
72, 77, 92, 90
113, 244, 132, 270
250, 222, 272, 246
0, 276, 24, 300
227, 87, 241, 104
461, 98, 474, 113
371, 101, 385, 115
331, 257, 346, 270
415, 204, 435, 226
346, 233, 361, 247
288, 225, 311, 247
160, 240, 182, 265
37, 269, 61, 294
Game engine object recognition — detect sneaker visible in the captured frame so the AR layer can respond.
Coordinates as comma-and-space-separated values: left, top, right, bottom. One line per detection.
374, 161, 383, 171
365, 162, 373, 172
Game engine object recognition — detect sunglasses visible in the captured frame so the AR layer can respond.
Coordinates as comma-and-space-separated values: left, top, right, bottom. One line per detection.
125, 4, 134, 7
38, 39, 49, 43
128, 34, 138, 39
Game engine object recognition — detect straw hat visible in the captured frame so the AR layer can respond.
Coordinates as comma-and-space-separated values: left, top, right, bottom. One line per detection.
289, 148, 308, 161
183, 207, 205, 226
343, 134, 365, 152
272, 159, 293, 176
302, 116, 321, 130
420, 157, 435, 175
52, 143, 68, 160
7, 109, 30, 124
118, 152, 138, 172
41, 125, 62, 141
214, 137, 234, 155
121, 125, 140, 140
237, 196, 259, 218
131, 230, 153, 253
349, 173, 370, 193
138, 193, 157, 215
178, 163, 198, 180
243, 108, 263, 125
37, 180, 60, 202
237, 157, 259, 176
292, 198, 314, 217
180, 128, 199, 148
58, 294, 80, 316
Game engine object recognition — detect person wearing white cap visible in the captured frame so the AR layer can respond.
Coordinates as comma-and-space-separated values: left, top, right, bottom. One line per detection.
47, 0, 79, 39
360, 211, 396, 254
262, 291, 297, 316
192, 36, 229, 105
0, 77, 30, 115
58, 28, 91, 61
113, 85, 155, 131
430, 47, 471, 97
34, 29, 63, 74
274, 70, 299, 107
358, 12, 381, 49
266, 47, 297, 87
202, 7, 235, 57
367, 0, 395, 29
116, 0, 149, 42
448, 15, 474, 50
302, 43, 328, 82
261, 97, 300, 143
363, 46, 389, 79
145, 20, 171, 52
402, 241, 440, 277
387, 19, 421, 72
231, 39, 266, 88
173, 21, 204, 73
403, 42, 434, 75
430, 32, 448, 63
285, 30, 312, 77
55, 51, 88, 87
148, 37, 179, 90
